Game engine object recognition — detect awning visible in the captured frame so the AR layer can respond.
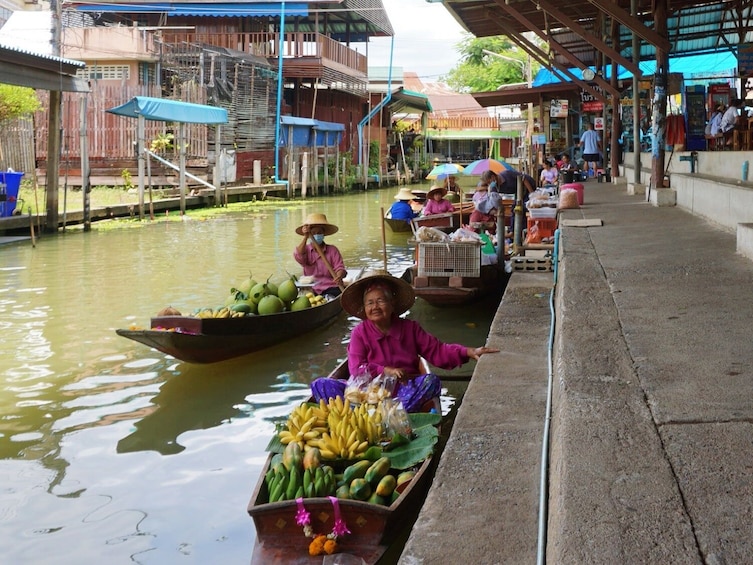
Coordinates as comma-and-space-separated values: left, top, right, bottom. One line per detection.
73, 2, 308, 17
388, 87, 433, 114
425, 129, 514, 140
107, 96, 228, 124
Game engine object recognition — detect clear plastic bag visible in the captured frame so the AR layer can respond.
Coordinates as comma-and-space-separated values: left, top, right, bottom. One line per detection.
378, 398, 412, 439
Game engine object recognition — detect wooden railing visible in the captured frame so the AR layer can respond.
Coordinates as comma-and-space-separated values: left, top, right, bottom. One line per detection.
162, 31, 367, 74
428, 117, 500, 129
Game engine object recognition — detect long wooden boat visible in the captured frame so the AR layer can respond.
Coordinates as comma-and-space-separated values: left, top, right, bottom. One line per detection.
403, 263, 507, 307
247, 359, 439, 564
115, 297, 343, 363
383, 213, 412, 233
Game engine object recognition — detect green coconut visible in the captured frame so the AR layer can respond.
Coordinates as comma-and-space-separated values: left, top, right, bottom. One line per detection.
277, 277, 299, 303
257, 295, 285, 315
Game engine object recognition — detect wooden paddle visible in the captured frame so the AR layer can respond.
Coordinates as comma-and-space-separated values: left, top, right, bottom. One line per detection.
309, 237, 345, 291
380, 206, 388, 272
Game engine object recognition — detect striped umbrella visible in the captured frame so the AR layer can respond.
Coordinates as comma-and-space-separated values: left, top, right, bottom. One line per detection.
426, 163, 465, 180
462, 158, 513, 176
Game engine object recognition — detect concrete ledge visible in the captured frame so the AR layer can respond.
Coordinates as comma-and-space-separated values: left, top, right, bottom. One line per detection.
737, 222, 753, 260
627, 182, 644, 195
650, 187, 677, 207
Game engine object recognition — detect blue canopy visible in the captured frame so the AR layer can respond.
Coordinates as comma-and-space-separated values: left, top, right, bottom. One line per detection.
74, 2, 308, 17
107, 96, 228, 124
533, 51, 738, 87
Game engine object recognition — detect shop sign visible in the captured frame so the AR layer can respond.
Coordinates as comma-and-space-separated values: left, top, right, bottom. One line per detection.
581, 85, 604, 112
550, 99, 569, 118
593, 117, 604, 131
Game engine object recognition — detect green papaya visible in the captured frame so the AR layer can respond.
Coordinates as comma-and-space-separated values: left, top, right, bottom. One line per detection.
282, 442, 303, 471
396, 470, 416, 491
343, 460, 372, 484
349, 478, 371, 501
375, 474, 397, 497
364, 457, 391, 487
336, 484, 351, 499
366, 491, 387, 506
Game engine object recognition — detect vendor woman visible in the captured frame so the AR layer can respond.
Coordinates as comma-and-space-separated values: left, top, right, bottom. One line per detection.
310, 272, 498, 411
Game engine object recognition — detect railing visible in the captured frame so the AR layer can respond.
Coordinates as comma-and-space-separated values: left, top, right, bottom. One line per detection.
162, 31, 367, 74
428, 117, 500, 129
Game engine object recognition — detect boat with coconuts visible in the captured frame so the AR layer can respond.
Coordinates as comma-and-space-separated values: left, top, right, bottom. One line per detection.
115, 272, 355, 364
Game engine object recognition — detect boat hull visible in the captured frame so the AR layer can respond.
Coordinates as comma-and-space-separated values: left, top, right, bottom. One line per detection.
404, 264, 506, 307
116, 297, 343, 363
383, 216, 412, 232
247, 429, 437, 565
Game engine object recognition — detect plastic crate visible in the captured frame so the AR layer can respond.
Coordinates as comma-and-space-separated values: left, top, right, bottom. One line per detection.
417, 241, 481, 278
527, 217, 558, 239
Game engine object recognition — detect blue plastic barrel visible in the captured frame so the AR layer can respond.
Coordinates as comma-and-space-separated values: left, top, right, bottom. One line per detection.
0, 171, 24, 217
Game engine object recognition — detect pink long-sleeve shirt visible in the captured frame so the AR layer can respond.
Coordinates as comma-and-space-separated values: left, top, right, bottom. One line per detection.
293, 243, 346, 294
347, 316, 469, 377
423, 198, 454, 215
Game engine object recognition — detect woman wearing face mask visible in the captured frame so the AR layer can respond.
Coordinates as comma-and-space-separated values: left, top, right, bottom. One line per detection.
294, 213, 347, 297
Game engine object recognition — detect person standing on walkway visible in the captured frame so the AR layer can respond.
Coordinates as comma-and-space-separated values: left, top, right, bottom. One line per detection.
579, 121, 601, 178
294, 213, 346, 297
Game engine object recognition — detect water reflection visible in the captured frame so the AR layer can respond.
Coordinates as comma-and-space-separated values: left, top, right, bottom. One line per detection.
0, 184, 495, 562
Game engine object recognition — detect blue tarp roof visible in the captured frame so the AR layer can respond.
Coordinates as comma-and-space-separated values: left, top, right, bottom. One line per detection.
533, 51, 738, 87
74, 2, 307, 17
107, 96, 228, 124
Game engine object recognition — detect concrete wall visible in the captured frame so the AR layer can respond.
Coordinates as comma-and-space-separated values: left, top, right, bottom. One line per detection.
621, 150, 753, 233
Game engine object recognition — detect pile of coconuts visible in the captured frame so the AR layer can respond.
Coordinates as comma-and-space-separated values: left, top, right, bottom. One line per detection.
222, 273, 322, 316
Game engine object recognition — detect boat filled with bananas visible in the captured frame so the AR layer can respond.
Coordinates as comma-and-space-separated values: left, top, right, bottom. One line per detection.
115, 271, 353, 364
247, 359, 442, 564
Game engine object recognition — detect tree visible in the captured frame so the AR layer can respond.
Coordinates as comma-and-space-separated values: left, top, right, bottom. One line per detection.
0, 85, 41, 122
442, 35, 538, 93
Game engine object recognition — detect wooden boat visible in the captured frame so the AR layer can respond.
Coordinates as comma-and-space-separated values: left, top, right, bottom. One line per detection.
115, 296, 343, 363
247, 359, 439, 564
383, 213, 412, 233
403, 263, 507, 307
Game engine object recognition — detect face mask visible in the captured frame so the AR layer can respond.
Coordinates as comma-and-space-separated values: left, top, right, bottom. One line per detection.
312, 234, 325, 245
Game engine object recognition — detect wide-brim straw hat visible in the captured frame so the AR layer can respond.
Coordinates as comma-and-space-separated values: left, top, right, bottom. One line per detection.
427, 186, 447, 199
394, 187, 416, 201
340, 271, 415, 319
295, 212, 339, 236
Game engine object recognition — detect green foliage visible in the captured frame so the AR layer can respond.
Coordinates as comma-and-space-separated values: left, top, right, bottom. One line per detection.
0, 85, 41, 122
149, 132, 174, 152
121, 169, 134, 190
368, 140, 380, 175
441, 36, 540, 93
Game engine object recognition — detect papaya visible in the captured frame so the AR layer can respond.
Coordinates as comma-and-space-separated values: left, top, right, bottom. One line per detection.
349, 478, 371, 501
270, 453, 283, 468
390, 490, 401, 505
302, 447, 322, 470
367, 491, 387, 506
375, 474, 397, 497
396, 470, 416, 493
343, 460, 372, 484
282, 442, 303, 471
336, 484, 351, 499
364, 456, 391, 487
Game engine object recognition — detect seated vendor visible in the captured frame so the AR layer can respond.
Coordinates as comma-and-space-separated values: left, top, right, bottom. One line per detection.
422, 185, 454, 216
310, 272, 498, 412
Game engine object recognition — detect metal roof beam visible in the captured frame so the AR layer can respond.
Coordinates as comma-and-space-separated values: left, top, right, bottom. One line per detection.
536, 0, 642, 77
587, 0, 671, 52
495, 0, 621, 100
492, 14, 610, 106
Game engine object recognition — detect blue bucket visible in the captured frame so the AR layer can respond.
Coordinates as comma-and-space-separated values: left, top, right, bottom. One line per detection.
0, 171, 24, 217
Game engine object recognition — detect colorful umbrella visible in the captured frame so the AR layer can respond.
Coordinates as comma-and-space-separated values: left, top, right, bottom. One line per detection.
462, 158, 513, 176
426, 163, 464, 180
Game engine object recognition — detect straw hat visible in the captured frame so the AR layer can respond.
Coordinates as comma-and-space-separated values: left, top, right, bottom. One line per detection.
295, 213, 339, 236
427, 185, 447, 199
394, 187, 416, 201
340, 271, 415, 319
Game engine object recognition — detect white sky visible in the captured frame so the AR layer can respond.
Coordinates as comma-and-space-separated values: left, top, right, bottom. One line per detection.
366, 0, 468, 81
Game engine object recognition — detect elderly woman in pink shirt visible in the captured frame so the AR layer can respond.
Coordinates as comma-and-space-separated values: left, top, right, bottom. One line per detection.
294, 213, 346, 297
422, 185, 454, 216
311, 273, 498, 411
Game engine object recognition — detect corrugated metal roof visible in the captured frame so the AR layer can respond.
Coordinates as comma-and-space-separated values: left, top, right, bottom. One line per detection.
441, 0, 753, 67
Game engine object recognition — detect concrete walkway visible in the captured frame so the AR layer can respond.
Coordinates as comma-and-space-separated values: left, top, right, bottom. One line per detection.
401, 178, 753, 563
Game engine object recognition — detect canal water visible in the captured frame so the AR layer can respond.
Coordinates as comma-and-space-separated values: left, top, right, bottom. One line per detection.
0, 182, 497, 563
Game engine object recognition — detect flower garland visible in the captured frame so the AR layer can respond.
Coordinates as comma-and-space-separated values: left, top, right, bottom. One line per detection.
295, 496, 351, 556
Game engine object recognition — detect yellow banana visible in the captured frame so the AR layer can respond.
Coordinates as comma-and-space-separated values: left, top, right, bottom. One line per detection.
300, 415, 317, 435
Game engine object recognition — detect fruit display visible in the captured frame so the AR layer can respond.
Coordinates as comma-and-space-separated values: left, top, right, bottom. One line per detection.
278, 398, 382, 460
263, 401, 441, 507
155, 272, 330, 320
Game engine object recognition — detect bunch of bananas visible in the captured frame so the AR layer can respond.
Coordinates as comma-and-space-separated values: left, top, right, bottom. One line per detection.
313, 398, 382, 460
194, 307, 232, 318
278, 400, 329, 450
264, 459, 335, 503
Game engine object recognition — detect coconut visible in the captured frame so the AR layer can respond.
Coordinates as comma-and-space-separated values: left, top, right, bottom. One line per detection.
277, 277, 299, 303
257, 295, 285, 315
